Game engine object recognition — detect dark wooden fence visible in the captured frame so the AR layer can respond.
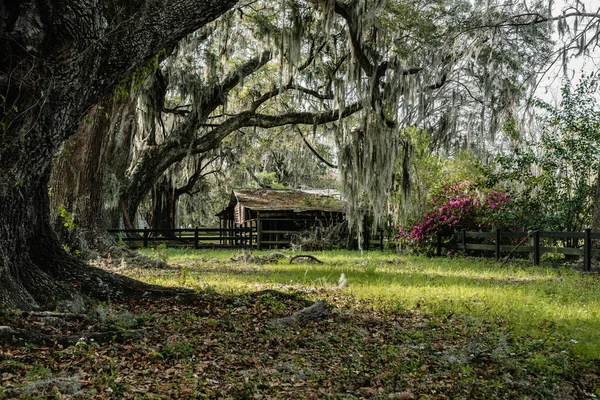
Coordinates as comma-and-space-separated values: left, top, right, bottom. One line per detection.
107, 227, 255, 249
436, 229, 600, 271
108, 227, 387, 250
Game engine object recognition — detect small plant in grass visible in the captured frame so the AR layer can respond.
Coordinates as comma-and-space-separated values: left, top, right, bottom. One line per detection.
159, 341, 196, 361
257, 293, 286, 314
151, 243, 169, 265
26, 364, 52, 379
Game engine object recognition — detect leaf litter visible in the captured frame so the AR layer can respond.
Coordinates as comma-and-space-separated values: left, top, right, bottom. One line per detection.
1, 281, 598, 398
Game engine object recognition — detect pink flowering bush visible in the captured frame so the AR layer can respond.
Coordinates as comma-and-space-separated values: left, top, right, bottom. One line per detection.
398, 181, 512, 253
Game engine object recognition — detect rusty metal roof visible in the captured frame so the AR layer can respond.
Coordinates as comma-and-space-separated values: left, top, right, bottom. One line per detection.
217, 188, 346, 216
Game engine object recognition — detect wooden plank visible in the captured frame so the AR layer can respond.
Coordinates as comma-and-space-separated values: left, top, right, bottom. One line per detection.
460, 232, 494, 238
501, 245, 535, 253
512, 246, 535, 252
464, 244, 535, 253
500, 231, 529, 238
108, 228, 252, 236
540, 231, 584, 239
465, 244, 495, 251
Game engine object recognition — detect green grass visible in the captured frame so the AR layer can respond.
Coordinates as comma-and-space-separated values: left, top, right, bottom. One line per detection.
134, 248, 600, 359
3, 248, 599, 398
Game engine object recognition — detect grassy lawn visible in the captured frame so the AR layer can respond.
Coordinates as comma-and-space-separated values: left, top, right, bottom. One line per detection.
1, 249, 599, 398
137, 248, 600, 359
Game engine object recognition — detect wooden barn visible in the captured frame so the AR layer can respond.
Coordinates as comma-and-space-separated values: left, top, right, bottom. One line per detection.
216, 188, 347, 249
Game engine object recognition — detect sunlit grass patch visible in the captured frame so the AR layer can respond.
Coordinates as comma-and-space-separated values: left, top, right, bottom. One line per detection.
133, 248, 600, 359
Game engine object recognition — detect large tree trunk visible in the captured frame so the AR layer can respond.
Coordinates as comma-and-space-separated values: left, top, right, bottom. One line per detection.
50, 95, 137, 254
50, 97, 113, 253
150, 177, 178, 236
0, 0, 237, 310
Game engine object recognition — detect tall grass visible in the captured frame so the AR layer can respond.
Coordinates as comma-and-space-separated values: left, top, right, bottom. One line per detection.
134, 248, 600, 359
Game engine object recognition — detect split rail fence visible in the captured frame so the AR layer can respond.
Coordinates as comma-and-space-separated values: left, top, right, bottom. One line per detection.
107, 227, 255, 249
108, 227, 387, 250
436, 229, 600, 271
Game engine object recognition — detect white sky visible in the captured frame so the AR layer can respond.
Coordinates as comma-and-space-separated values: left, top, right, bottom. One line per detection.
535, 0, 600, 103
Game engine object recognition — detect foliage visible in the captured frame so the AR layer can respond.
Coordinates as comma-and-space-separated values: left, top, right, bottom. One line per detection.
487, 74, 600, 231
391, 127, 485, 229
398, 181, 513, 254
291, 221, 349, 251
114, 0, 554, 235
58, 204, 78, 231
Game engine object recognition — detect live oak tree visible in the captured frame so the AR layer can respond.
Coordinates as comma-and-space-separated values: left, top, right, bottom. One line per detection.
0, 0, 238, 309
50, 0, 436, 243
57, 0, 554, 249
0, 0, 575, 310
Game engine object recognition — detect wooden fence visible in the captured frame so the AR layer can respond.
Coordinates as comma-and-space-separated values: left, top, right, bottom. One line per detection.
436, 229, 600, 271
107, 227, 255, 249
108, 227, 387, 250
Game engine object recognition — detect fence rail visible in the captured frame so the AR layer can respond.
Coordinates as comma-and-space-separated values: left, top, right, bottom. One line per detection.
437, 229, 600, 271
108, 227, 388, 251
108, 227, 255, 249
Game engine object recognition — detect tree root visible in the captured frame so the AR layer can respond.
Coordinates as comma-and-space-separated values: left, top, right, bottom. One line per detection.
289, 255, 324, 264
268, 300, 330, 327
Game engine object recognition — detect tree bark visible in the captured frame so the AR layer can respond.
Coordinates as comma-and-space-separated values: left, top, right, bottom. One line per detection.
50, 94, 137, 251
50, 96, 120, 254
150, 177, 178, 236
0, 0, 237, 310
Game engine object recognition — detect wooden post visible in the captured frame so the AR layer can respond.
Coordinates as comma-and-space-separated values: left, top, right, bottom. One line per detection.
143, 227, 148, 248
194, 226, 199, 249
257, 213, 262, 250
436, 232, 442, 257
462, 229, 467, 254
584, 228, 592, 272
532, 230, 540, 266
248, 222, 252, 248
219, 218, 223, 245
495, 230, 501, 262
380, 230, 384, 252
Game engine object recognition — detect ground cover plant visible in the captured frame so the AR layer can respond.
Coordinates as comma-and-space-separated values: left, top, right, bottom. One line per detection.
1, 249, 599, 398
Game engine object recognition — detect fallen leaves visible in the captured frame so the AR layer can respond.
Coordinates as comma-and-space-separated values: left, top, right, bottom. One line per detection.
0, 288, 598, 399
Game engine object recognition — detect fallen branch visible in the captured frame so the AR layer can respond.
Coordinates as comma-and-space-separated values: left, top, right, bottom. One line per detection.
268, 300, 329, 327
289, 255, 324, 264
501, 230, 538, 266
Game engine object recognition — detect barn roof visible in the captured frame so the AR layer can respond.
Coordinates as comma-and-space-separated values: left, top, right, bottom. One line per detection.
217, 188, 346, 216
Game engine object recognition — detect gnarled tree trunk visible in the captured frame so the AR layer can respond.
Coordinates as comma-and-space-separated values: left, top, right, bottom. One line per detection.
150, 177, 178, 237
0, 0, 237, 310
50, 94, 137, 255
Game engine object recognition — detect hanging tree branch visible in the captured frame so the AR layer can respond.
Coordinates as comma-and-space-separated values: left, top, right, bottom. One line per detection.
293, 125, 338, 169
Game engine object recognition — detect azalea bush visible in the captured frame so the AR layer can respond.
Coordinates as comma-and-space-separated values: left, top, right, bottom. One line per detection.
398, 181, 513, 254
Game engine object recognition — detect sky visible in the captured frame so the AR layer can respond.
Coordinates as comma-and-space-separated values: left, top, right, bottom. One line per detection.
536, 0, 600, 103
